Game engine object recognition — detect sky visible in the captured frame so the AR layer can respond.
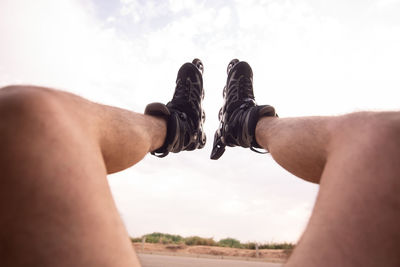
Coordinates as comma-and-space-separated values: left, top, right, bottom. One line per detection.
1, 0, 400, 243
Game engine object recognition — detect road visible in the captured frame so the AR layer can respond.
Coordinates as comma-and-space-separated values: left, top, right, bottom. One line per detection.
138, 254, 283, 267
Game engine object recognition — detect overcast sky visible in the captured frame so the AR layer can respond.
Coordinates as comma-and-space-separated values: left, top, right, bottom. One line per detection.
1, 0, 400, 243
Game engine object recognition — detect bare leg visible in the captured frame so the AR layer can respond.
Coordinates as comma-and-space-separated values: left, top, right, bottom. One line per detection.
256, 112, 400, 267
0, 85, 166, 267
256, 116, 333, 183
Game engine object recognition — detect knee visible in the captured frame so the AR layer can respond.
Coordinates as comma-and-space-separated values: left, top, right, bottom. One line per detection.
0, 85, 62, 123
333, 111, 400, 151
0, 85, 73, 145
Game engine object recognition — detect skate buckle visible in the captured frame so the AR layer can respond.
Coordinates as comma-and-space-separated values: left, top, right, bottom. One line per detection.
210, 130, 226, 160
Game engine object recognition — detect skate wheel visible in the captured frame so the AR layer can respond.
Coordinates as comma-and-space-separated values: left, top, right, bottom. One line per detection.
192, 58, 204, 74
227, 59, 239, 74
218, 108, 223, 120
201, 110, 206, 122
199, 131, 206, 148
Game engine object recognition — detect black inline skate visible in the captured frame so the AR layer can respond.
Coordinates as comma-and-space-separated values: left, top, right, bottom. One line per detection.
210, 59, 277, 160
145, 59, 206, 157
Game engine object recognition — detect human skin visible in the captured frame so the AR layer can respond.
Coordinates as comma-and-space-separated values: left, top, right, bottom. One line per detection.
256, 114, 400, 267
0, 85, 166, 267
1, 85, 399, 266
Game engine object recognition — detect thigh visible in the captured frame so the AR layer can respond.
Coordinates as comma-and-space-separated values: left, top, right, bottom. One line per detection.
285, 115, 400, 267
0, 87, 140, 267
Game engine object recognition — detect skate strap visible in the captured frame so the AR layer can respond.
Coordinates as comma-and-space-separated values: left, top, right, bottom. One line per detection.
210, 131, 226, 160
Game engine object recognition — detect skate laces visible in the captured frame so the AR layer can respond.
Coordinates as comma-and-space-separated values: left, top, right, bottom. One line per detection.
224, 76, 255, 116
238, 76, 254, 100
173, 79, 189, 101
172, 78, 201, 110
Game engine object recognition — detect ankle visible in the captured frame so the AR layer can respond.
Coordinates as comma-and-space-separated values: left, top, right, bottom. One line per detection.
255, 116, 278, 151
146, 115, 167, 152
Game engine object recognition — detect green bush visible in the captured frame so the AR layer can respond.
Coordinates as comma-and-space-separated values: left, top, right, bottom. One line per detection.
241, 242, 257, 250
130, 233, 295, 250
130, 237, 142, 243
259, 242, 295, 250
143, 232, 184, 244
218, 238, 242, 248
184, 236, 216, 246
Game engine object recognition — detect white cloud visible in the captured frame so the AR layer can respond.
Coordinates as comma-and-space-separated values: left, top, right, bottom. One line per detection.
375, 0, 400, 8
168, 0, 198, 14
120, 0, 169, 22
214, 6, 232, 30
0, 0, 136, 106
107, 16, 116, 22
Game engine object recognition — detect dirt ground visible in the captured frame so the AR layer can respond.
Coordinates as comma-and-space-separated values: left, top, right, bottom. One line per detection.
132, 243, 291, 263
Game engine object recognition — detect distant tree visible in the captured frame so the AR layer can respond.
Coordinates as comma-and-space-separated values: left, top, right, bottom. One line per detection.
184, 236, 216, 246
143, 232, 183, 244
218, 238, 242, 248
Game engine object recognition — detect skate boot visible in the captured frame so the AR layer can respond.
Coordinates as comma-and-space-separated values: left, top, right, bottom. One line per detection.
210, 59, 277, 160
145, 58, 206, 157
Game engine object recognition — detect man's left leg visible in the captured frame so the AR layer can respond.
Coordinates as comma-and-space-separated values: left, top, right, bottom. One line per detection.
0, 85, 169, 266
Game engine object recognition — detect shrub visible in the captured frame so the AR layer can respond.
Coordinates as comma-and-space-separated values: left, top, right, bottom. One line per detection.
130, 237, 142, 243
259, 242, 295, 250
218, 238, 242, 248
131, 233, 295, 250
184, 236, 216, 246
143, 232, 184, 244
241, 242, 257, 250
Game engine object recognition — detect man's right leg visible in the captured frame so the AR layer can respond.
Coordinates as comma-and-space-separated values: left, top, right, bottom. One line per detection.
0, 86, 147, 266
0, 58, 206, 267
256, 112, 400, 267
